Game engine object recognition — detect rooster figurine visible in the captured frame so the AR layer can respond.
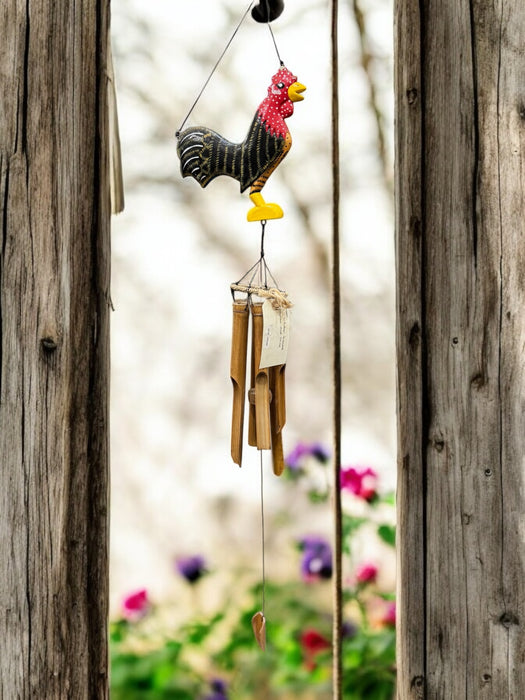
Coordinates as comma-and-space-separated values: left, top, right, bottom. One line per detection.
177, 67, 306, 221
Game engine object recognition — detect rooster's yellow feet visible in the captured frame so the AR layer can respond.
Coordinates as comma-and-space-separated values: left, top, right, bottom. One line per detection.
247, 192, 284, 222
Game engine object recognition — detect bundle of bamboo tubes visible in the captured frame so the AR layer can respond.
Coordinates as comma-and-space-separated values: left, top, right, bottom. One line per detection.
230, 295, 289, 475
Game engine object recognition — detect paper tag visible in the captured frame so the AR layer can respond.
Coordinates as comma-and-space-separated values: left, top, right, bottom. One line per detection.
259, 300, 290, 369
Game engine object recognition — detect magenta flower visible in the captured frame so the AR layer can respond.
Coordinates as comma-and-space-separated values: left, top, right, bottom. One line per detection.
340, 466, 378, 501
299, 535, 332, 581
175, 555, 207, 584
382, 601, 396, 627
355, 562, 378, 585
122, 588, 149, 620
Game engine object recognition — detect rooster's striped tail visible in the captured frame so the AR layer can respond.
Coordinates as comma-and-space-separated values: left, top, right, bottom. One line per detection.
177, 127, 242, 189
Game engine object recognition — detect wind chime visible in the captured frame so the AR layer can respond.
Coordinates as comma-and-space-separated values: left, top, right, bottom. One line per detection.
175, 0, 305, 650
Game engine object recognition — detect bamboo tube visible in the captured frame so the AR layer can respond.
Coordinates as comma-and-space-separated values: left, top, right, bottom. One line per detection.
270, 364, 286, 475
230, 301, 249, 466
271, 364, 286, 431
248, 322, 257, 447
251, 302, 271, 450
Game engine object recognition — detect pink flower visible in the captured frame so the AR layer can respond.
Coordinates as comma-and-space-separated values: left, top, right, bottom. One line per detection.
355, 563, 378, 585
382, 601, 396, 627
122, 588, 149, 620
340, 466, 378, 501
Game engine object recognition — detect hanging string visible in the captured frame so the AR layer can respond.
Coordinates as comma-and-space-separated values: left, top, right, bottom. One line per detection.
267, 24, 284, 65
259, 450, 266, 618
231, 220, 293, 309
260, 220, 268, 287
330, 0, 343, 698
176, 1, 256, 136
264, 0, 284, 64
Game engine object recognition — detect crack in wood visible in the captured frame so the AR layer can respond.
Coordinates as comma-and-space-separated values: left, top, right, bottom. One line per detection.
469, 0, 480, 266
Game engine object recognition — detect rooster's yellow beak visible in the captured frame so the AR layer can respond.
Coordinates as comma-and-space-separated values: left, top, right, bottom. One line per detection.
288, 82, 306, 102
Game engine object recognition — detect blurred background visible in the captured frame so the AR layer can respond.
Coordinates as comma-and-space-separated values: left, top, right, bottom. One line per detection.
109, 0, 395, 629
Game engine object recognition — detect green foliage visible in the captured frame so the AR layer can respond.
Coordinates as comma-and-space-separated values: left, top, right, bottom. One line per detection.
342, 627, 396, 699
110, 449, 396, 699
111, 636, 202, 699
377, 524, 396, 547
342, 515, 368, 554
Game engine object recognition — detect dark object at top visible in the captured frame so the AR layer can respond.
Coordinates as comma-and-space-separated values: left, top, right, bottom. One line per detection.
251, 0, 284, 22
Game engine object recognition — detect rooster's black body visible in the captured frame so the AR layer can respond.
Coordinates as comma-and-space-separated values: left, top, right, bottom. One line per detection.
177, 117, 286, 192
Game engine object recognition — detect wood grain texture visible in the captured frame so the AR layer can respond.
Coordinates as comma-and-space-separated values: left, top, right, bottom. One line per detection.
394, 0, 425, 696
1, 1, 110, 697
230, 301, 249, 466
396, 1, 525, 697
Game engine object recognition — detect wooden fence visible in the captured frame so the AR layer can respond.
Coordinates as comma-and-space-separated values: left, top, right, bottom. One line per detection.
395, 1, 525, 697
1, 2, 111, 696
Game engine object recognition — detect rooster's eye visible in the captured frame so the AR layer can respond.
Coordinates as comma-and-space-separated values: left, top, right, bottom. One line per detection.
277, 82, 285, 89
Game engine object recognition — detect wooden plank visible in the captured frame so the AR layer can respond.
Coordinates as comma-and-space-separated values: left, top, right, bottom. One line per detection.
0, 1, 110, 696
396, 0, 525, 696
497, 6, 525, 697
423, 2, 475, 696
394, 0, 425, 695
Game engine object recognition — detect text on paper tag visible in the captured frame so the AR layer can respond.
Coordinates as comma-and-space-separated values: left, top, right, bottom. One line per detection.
259, 299, 290, 368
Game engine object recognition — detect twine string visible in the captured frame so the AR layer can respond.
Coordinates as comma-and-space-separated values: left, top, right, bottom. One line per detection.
260, 450, 266, 617
230, 284, 292, 309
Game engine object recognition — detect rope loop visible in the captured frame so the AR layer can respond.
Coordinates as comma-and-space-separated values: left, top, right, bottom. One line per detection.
230, 283, 293, 310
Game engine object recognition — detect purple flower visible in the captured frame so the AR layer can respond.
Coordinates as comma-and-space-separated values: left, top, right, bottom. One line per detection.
203, 678, 228, 700
285, 441, 331, 470
175, 555, 207, 584
342, 620, 358, 639
310, 442, 331, 464
299, 535, 332, 581
285, 442, 312, 470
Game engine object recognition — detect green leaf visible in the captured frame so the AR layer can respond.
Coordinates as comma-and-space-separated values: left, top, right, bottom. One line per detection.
182, 611, 225, 645
342, 515, 368, 554
307, 489, 329, 503
380, 491, 396, 506
109, 619, 130, 644
377, 524, 396, 547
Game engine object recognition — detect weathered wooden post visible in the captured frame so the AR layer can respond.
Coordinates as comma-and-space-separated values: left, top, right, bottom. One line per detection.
395, 1, 525, 697
1, 2, 110, 696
